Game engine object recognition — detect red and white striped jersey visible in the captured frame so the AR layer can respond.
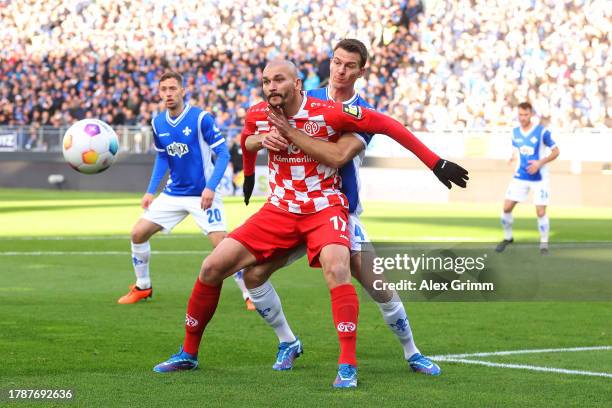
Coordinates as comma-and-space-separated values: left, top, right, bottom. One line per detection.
241, 97, 348, 214
241, 95, 441, 214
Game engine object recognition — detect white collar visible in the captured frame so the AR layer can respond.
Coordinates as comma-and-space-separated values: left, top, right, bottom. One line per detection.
519, 124, 536, 137
326, 86, 358, 104
166, 103, 190, 127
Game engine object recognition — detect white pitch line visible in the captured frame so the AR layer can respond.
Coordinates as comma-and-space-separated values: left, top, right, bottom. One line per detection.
0, 250, 211, 256
430, 345, 612, 360
1, 235, 478, 241
372, 239, 612, 247
2, 235, 610, 245
0, 235, 201, 241
435, 358, 612, 379
372, 236, 485, 242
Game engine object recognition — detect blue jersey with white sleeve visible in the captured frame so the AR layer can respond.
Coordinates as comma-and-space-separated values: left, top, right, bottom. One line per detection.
306, 87, 373, 214
150, 104, 229, 196
512, 124, 556, 181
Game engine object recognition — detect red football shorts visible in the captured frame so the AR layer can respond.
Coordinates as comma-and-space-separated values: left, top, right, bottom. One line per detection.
228, 203, 350, 267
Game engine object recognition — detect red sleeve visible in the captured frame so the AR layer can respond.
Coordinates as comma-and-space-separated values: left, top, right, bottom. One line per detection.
240, 114, 258, 177
326, 103, 440, 169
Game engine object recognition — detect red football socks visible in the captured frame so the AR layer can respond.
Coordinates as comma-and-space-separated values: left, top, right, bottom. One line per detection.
330, 283, 359, 366
183, 278, 222, 355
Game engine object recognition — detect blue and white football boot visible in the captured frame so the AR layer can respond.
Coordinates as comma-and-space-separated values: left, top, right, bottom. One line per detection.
408, 353, 441, 376
153, 347, 198, 373
272, 338, 303, 370
333, 364, 358, 388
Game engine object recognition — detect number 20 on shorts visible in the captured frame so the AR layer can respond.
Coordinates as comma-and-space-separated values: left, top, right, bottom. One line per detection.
206, 208, 222, 223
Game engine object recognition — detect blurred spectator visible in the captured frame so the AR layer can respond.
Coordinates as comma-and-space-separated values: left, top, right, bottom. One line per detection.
399, 0, 424, 29
303, 67, 321, 91
0, 0, 608, 135
388, 0, 610, 130
24, 125, 46, 151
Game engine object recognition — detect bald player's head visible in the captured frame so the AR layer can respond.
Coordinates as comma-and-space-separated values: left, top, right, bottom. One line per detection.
262, 59, 302, 109
263, 60, 300, 79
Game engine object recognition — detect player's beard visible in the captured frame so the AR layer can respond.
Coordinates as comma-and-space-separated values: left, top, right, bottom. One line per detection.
266, 92, 286, 109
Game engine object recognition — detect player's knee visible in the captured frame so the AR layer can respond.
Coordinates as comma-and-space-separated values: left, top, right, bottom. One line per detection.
200, 256, 225, 285
324, 261, 351, 286
536, 208, 546, 217
131, 226, 148, 243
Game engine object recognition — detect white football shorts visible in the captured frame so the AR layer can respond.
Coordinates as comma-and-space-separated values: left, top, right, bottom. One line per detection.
505, 178, 550, 206
142, 193, 227, 234
284, 213, 371, 266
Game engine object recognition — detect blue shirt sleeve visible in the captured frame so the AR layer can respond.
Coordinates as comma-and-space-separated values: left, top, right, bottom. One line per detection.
201, 113, 225, 147
543, 129, 556, 148
353, 132, 372, 148
353, 100, 374, 146
146, 152, 169, 194
200, 113, 229, 191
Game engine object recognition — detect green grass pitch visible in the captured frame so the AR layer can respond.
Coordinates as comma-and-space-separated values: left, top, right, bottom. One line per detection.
0, 188, 610, 407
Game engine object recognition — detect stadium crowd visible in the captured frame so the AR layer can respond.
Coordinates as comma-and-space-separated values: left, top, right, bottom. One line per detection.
0, 0, 609, 142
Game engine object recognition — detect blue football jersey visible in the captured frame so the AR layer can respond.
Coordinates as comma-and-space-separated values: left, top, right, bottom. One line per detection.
151, 104, 227, 196
512, 124, 556, 181
306, 87, 374, 214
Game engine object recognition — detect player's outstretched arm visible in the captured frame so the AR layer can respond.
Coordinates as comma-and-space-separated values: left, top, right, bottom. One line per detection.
432, 159, 469, 189
329, 104, 469, 189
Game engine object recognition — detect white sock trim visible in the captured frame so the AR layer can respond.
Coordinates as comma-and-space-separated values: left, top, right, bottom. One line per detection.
501, 212, 513, 240
131, 241, 151, 252
247, 280, 273, 299
537, 215, 550, 243
131, 240, 151, 289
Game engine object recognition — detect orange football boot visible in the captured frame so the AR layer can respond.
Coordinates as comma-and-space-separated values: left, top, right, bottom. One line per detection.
245, 298, 256, 311
117, 284, 153, 304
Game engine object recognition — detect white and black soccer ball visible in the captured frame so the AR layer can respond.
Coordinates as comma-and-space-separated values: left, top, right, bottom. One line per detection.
62, 119, 119, 174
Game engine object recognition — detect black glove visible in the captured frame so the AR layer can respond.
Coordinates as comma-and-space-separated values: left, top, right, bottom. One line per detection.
433, 159, 469, 189
243, 174, 255, 205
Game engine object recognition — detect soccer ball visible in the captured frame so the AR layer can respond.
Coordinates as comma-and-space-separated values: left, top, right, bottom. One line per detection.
62, 119, 119, 174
